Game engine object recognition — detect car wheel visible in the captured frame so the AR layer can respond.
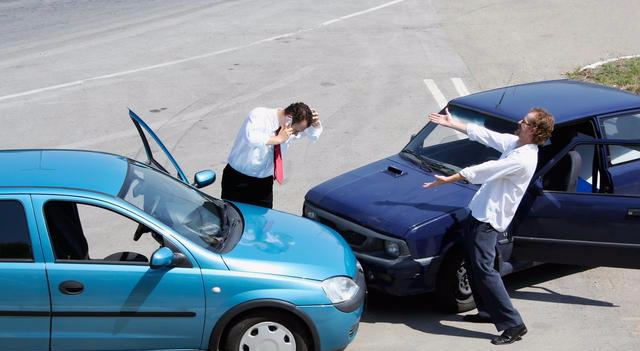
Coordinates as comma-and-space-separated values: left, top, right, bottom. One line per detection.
223, 311, 310, 351
435, 249, 476, 313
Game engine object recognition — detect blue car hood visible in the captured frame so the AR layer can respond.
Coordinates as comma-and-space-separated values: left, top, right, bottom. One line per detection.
305, 155, 475, 238
221, 203, 357, 281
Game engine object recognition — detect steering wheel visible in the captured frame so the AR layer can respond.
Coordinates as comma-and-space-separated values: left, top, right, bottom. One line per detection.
133, 223, 151, 241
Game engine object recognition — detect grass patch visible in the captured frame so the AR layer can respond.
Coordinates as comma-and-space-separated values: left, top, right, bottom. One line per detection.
566, 57, 640, 94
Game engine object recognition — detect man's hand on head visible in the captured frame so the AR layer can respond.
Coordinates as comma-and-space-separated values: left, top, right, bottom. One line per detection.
311, 108, 321, 128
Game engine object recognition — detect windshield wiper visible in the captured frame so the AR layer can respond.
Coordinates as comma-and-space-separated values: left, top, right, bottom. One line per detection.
218, 216, 240, 251
400, 149, 433, 172
427, 161, 457, 175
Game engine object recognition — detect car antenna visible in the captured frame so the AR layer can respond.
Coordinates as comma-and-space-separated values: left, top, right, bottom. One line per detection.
495, 72, 514, 110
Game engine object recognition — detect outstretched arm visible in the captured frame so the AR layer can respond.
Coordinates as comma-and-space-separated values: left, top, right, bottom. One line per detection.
422, 173, 465, 189
428, 107, 467, 134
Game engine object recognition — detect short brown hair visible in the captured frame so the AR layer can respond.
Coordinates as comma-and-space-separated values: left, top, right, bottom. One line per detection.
528, 107, 555, 145
284, 102, 313, 126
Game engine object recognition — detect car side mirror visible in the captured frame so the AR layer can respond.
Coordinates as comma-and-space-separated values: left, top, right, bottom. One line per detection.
150, 247, 186, 269
193, 170, 216, 188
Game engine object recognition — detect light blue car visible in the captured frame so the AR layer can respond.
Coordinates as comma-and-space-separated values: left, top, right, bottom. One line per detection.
0, 110, 364, 351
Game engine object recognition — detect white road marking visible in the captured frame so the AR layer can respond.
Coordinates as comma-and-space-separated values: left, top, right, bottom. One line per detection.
322, 0, 405, 26
451, 77, 470, 96
55, 65, 317, 149
423, 79, 447, 108
0, 0, 406, 103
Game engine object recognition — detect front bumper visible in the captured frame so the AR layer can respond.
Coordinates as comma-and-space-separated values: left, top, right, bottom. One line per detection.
355, 251, 442, 296
303, 202, 442, 296
298, 303, 363, 351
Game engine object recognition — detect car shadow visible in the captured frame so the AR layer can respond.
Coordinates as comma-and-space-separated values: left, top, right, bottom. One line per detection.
503, 263, 618, 307
361, 291, 495, 340
361, 263, 616, 340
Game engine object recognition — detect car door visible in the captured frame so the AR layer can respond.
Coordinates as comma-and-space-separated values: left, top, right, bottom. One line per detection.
33, 195, 206, 351
0, 195, 50, 351
512, 139, 640, 268
129, 109, 190, 184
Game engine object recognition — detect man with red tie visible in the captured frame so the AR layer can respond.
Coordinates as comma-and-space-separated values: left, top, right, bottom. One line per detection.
221, 102, 322, 208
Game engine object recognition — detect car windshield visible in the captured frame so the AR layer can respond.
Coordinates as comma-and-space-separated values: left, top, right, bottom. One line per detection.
118, 161, 237, 252
402, 106, 517, 175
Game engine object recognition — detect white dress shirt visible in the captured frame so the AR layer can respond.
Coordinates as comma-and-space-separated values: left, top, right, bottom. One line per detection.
227, 107, 323, 178
459, 124, 538, 232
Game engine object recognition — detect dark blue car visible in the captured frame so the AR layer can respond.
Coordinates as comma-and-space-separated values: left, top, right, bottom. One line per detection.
304, 80, 640, 312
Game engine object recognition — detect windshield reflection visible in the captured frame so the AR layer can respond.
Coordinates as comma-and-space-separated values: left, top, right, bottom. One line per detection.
118, 162, 228, 251
402, 106, 517, 174
238, 206, 293, 254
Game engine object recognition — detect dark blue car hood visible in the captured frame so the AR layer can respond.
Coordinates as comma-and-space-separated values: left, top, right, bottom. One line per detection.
305, 154, 475, 238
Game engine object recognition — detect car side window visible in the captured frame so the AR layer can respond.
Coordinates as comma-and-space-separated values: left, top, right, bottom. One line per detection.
606, 142, 640, 197
601, 113, 640, 166
44, 201, 164, 264
542, 144, 599, 193
0, 200, 33, 261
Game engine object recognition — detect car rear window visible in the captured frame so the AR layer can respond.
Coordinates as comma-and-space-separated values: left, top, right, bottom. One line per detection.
0, 200, 33, 260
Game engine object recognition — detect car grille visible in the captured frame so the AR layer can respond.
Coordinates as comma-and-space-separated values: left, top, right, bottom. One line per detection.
309, 207, 386, 252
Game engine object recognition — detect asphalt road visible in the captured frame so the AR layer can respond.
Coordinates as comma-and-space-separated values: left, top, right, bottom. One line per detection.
1, 0, 639, 349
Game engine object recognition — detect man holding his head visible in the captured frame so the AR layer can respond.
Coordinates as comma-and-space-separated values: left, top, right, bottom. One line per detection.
423, 107, 554, 345
222, 102, 321, 209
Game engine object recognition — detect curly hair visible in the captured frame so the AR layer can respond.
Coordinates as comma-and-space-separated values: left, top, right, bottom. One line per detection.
284, 102, 314, 126
528, 107, 555, 145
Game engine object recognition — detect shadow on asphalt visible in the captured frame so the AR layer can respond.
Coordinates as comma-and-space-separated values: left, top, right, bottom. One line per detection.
361, 264, 616, 339
503, 263, 617, 307
361, 290, 496, 340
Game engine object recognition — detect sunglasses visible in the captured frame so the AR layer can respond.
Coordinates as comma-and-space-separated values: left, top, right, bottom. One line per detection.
519, 119, 533, 127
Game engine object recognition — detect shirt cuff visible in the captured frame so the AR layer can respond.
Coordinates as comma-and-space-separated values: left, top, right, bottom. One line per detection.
306, 122, 323, 141
466, 123, 479, 142
459, 167, 476, 183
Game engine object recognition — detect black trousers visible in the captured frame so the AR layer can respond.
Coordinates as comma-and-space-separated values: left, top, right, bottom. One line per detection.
464, 217, 523, 331
221, 164, 274, 209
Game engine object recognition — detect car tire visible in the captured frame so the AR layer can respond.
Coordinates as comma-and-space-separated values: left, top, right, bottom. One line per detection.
435, 248, 476, 313
223, 311, 311, 351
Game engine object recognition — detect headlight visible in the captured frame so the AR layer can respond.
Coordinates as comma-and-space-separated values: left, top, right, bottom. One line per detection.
384, 241, 400, 257
303, 204, 318, 220
321, 276, 359, 304
384, 240, 410, 258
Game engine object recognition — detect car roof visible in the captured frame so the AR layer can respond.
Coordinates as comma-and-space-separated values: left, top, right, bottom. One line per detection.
450, 79, 640, 124
0, 150, 128, 196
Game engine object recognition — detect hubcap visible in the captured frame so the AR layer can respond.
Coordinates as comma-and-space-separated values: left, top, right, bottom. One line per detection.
239, 321, 296, 351
456, 262, 472, 297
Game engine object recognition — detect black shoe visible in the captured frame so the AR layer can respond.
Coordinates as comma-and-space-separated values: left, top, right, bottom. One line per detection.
491, 324, 527, 345
462, 313, 492, 323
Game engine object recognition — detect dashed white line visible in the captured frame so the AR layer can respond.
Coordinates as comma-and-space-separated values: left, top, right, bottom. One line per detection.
451, 77, 470, 97
423, 79, 448, 108
0, 0, 407, 103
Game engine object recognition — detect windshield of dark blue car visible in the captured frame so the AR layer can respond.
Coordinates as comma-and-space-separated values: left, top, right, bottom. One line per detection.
402, 106, 517, 175
118, 161, 241, 252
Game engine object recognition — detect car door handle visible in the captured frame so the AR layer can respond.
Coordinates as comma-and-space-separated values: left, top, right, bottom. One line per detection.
59, 280, 84, 295
628, 209, 640, 218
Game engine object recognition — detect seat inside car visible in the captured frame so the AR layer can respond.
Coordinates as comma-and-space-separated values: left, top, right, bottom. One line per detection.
45, 201, 89, 260
45, 201, 149, 263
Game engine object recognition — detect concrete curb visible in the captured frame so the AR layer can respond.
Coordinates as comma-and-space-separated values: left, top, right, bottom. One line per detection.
580, 55, 640, 71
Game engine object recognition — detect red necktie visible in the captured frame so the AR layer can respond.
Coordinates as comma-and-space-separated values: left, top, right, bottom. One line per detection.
274, 129, 284, 184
